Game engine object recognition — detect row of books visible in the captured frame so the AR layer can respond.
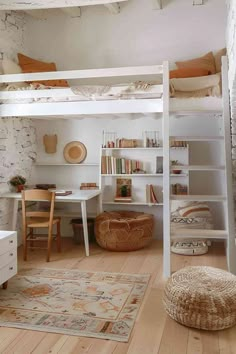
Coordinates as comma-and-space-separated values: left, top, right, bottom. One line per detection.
171, 183, 188, 195
101, 156, 143, 175
80, 182, 99, 190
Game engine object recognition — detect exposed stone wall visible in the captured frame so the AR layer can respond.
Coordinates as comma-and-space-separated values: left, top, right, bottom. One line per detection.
0, 11, 37, 231
227, 0, 236, 176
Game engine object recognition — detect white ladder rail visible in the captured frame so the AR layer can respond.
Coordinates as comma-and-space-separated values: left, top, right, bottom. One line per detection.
222, 56, 236, 274
163, 61, 171, 278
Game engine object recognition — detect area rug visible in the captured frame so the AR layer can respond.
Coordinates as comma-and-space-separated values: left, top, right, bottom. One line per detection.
0, 268, 150, 342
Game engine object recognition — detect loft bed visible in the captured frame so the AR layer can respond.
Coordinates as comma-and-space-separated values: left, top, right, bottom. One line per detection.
0, 61, 224, 118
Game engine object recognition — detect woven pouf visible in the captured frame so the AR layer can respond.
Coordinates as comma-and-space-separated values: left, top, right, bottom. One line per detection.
163, 266, 236, 330
95, 211, 154, 251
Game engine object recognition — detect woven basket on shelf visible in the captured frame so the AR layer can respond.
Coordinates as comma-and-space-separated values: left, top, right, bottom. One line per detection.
163, 266, 236, 330
95, 211, 154, 251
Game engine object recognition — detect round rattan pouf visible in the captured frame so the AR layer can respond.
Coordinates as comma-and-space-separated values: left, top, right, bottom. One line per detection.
163, 266, 236, 330
95, 211, 154, 251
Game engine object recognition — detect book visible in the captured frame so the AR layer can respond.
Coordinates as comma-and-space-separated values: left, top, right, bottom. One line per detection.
146, 184, 158, 204
49, 189, 72, 196
114, 197, 132, 203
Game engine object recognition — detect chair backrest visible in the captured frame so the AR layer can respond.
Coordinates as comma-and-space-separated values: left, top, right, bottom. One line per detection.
21, 189, 56, 230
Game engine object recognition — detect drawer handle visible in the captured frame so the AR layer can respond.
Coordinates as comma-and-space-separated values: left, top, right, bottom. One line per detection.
10, 253, 14, 256
9, 240, 13, 244
9, 267, 13, 270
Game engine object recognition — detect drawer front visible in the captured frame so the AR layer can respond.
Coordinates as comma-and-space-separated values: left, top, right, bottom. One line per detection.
0, 235, 17, 255
1, 258, 17, 285
0, 249, 17, 269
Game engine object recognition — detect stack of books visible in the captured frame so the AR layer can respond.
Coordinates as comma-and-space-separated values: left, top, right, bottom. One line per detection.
49, 189, 72, 196
80, 183, 99, 190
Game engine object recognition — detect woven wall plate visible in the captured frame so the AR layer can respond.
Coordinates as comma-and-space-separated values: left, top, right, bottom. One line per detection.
63, 141, 87, 164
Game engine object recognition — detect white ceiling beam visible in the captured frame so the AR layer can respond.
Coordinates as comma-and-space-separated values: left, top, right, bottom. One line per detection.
152, 0, 162, 10
193, 0, 204, 5
104, 3, 120, 14
61, 7, 81, 17
0, 0, 128, 11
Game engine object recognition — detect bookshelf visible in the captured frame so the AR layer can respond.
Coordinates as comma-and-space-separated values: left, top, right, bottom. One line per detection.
99, 136, 190, 205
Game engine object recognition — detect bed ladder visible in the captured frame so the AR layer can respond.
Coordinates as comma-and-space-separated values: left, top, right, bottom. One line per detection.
163, 56, 236, 278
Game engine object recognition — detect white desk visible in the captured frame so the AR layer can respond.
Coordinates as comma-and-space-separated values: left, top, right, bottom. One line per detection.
1, 189, 102, 257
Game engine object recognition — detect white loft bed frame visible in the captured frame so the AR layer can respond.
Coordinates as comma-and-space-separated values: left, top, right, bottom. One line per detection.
0, 59, 235, 277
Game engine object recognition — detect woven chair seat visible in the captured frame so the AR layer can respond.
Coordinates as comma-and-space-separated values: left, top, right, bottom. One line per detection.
163, 266, 236, 330
95, 211, 154, 251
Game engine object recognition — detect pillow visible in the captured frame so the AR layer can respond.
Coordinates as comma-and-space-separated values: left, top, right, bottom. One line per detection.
178, 203, 211, 218
1, 58, 26, 88
17, 53, 68, 87
214, 48, 227, 73
176, 52, 216, 75
170, 73, 221, 92
170, 67, 209, 79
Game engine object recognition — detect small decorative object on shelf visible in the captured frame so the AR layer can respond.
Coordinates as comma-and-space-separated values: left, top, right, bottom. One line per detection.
114, 178, 132, 202
144, 131, 160, 147
43, 134, 57, 154
102, 130, 117, 148
170, 140, 187, 148
171, 183, 188, 195
171, 160, 182, 174
80, 183, 99, 190
9, 175, 26, 193
118, 138, 137, 148
156, 156, 163, 174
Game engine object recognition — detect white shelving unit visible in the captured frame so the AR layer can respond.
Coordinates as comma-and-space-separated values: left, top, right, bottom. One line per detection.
99, 141, 189, 206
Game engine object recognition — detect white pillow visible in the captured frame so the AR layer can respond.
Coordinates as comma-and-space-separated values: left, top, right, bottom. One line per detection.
2, 58, 22, 74
2, 58, 26, 88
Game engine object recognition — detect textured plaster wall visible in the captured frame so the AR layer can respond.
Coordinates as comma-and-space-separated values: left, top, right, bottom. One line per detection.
0, 11, 37, 232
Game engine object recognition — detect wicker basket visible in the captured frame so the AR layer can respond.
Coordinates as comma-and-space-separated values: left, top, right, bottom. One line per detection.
95, 211, 154, 251
163, 266, 236, 330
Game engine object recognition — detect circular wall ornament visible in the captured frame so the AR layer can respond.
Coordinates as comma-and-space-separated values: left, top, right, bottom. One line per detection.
63, 141, 87, 164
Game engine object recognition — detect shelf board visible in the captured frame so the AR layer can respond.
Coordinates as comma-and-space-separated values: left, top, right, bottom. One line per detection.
170, 136, 224, 141
171, 165, 225, 171
103, 201, 163, 206
102, 174, 188, 177
171, 195, 226, 202
171, 229, 228, 240
101, 147, 162, 150
35, 163, 99, 166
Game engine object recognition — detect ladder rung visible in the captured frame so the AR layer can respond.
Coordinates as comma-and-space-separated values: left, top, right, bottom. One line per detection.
171, 165, 225, 171
171, 195, 226, 202
171, 229, 228, 240
170, 136, 224, 141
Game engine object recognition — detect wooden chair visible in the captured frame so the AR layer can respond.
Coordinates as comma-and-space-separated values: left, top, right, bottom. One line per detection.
21, 189, 61, 262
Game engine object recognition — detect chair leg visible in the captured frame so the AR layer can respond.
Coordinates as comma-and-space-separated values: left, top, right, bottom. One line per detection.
47, 227, 53, 262
23, 226, 27, 261
56, 220, 61, 253
29, 228, 34, 250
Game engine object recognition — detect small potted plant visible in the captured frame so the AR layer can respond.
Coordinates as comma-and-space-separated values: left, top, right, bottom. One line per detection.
171, 160, 182, 174
9, 175, 26, 193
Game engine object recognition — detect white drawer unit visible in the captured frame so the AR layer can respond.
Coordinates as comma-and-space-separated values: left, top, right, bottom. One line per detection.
0, 231, 17, 289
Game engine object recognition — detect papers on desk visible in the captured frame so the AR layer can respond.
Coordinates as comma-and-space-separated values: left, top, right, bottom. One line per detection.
49, 189, 72, 196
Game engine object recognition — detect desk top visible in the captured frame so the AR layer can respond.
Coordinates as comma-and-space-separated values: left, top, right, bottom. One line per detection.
1, 189, 101, 202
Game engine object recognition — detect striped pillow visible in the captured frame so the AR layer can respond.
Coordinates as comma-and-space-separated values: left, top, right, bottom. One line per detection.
178, 203, 211, 218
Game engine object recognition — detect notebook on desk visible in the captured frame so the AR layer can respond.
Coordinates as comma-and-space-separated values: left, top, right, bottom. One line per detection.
49, 189, 72, 196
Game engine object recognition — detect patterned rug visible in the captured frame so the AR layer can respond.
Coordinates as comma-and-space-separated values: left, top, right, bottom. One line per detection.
0, 268, 150, 342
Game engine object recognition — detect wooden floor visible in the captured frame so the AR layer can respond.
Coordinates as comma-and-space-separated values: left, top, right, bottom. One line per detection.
0, 239, 235, 354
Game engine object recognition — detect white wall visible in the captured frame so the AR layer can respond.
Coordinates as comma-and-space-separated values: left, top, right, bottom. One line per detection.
24, 0, 226, 70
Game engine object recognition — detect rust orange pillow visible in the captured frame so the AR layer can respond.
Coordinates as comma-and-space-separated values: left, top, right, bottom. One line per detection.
176, 52, 216, 75
170, 67, 210, 79
17, 53, 69, 87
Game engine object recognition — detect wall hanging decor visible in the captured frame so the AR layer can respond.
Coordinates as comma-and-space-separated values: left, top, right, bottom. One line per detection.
43, 134, 57, 154
63, 141, 87, 164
